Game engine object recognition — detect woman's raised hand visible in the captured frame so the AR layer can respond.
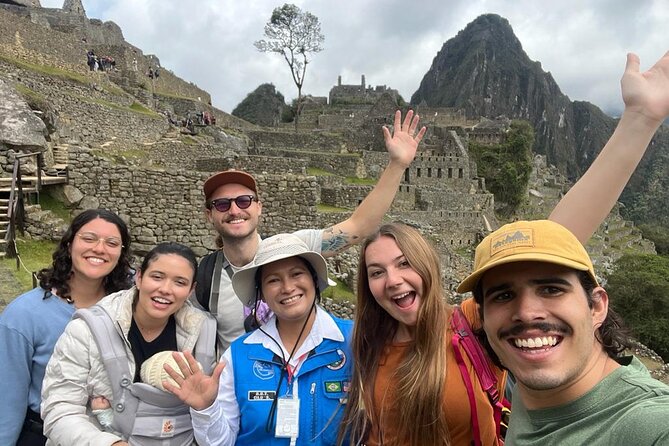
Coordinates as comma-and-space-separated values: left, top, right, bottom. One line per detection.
162, 351, 225, 411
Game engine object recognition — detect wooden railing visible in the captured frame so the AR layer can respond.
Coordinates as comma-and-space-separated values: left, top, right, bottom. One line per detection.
4, 152, 42, 261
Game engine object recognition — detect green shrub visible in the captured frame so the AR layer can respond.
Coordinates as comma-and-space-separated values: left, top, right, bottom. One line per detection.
469, 120, 534, 215
638, 224, 669, 256
606, 253, 669, 361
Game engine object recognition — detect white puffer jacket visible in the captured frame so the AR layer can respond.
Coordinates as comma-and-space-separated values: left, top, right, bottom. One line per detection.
41, 287, 215, 445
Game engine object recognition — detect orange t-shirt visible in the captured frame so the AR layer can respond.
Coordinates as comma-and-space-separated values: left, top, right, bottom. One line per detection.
365, 298, 506, 446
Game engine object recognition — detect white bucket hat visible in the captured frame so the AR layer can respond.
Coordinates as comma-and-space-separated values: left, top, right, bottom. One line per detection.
232, 233, 330, 307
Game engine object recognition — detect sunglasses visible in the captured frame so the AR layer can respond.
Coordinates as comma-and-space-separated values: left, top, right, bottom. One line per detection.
208, 195, 257, 212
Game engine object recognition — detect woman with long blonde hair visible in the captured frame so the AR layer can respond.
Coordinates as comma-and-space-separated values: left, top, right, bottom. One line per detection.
343, 223, 504, 445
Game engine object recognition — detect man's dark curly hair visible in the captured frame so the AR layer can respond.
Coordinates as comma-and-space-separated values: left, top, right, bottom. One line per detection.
473, 269, 631, 368
38, 209, 133, 301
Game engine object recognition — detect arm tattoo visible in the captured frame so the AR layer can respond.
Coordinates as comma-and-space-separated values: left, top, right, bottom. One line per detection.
322, 228, 360, 255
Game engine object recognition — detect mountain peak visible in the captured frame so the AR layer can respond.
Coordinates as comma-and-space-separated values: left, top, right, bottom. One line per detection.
411, 14, 580, 173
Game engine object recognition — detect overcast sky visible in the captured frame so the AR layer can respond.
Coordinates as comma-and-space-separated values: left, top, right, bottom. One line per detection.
42, 0, 668, 116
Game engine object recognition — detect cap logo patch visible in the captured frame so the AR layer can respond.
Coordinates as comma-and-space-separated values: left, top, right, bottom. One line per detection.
491, 228, 534, 255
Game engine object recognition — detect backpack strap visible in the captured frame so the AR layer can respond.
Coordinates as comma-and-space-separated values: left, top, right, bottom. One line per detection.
209, 250, 234, 316
196, 250, 233, 313
73, 306, 138, 438
192, 314, 218, 374
451, 306, 509, 445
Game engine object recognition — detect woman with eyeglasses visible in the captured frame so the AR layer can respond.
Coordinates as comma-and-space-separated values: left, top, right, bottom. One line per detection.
41, 242, 218, 445
165, 233, 352, 446
0, 209, 133, 446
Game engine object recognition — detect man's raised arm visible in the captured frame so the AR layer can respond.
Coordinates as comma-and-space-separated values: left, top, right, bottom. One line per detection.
550, 51, 669, 243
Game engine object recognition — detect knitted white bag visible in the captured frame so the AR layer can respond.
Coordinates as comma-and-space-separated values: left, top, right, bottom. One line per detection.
140, 351, 201, 391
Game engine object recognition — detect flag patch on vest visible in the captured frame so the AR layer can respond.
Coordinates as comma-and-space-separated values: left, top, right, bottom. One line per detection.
325, 381, 342, 393
248, 391, 277, 401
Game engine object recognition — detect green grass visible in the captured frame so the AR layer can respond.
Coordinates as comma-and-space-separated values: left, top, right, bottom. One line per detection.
3, 238, 57, 292
129, 101, 158, 116
14, 83, 46, 103
104, 84, 127, 97
78, 96, 161, 118
317, 203, 349, 213
39, 193, 71, 222
180, 135, 199, 145
0, 53, 89, 85
321, 278, 355, 303
307, 167, 334, 176
154, 90, 198, 101
345, 176, 377, 185
116, 148, 151, 160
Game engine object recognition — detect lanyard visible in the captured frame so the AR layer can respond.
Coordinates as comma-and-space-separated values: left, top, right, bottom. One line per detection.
285, 351, 310, 386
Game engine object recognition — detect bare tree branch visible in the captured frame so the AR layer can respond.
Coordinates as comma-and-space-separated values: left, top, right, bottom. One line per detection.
254, 3, 324, 130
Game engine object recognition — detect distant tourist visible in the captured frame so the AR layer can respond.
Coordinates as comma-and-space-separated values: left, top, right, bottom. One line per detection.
86, 49, 95, 71
132, 57, 138, 72
0, 209, 133, 445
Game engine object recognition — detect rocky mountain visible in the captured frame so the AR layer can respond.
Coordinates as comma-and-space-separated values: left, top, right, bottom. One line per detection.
232, 83, 286, 127
411, 14, 669, 226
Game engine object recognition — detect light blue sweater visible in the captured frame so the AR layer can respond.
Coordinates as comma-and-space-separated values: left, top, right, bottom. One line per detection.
0, 287, 75, 444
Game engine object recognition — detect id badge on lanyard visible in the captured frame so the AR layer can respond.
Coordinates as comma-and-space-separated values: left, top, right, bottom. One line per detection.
275, 396, 300, 439
275, 351, 309, 441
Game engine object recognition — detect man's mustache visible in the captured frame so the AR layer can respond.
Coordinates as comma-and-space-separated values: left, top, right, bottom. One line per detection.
499, 322, 571, 339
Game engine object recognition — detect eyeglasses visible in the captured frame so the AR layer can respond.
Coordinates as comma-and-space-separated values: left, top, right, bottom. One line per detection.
77, 232, 124, 249
208, 195, 257, 213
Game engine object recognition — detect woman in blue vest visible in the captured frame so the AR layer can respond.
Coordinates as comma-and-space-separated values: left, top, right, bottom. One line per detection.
166, 233, 352, 445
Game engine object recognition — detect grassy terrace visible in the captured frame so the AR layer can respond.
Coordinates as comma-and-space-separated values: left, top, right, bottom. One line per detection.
79, 96, 161, 118
317, 203, 349, 213
321, 277, 355, 303
1, 238, 57, 294
0, 53, 89, 85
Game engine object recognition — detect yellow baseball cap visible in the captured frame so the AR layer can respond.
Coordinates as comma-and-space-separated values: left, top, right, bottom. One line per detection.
457, 220, 598, 293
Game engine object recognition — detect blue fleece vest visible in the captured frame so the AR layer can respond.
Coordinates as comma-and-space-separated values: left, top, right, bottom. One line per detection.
231, 316, 352, 445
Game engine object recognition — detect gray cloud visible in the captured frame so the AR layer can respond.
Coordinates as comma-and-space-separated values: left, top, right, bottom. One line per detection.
42, 0, 668, 115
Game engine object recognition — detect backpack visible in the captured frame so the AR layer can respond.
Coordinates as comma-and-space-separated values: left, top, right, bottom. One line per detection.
195, 250, 266, 331
195, 250, 231, 313
450, 306, 511, 446
74, 305, 217, 445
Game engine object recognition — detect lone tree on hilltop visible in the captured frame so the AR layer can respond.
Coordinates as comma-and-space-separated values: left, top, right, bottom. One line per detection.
254, 3, 324, 130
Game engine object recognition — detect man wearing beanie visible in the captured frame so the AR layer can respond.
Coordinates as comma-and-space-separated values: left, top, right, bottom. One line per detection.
458, 220, 669, 445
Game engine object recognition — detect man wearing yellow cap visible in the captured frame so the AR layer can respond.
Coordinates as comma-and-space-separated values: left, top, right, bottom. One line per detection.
458, 219, 669, 445
456, 49, 669, 445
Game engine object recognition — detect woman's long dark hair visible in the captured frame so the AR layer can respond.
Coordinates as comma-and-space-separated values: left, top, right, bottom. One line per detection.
38, 209, 133, 300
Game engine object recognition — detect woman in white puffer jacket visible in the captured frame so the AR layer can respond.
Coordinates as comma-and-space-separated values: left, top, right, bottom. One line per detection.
41, 242, 217, 446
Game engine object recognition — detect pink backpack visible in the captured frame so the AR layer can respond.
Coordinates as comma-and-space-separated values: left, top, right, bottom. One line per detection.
451, 307, 512, 446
